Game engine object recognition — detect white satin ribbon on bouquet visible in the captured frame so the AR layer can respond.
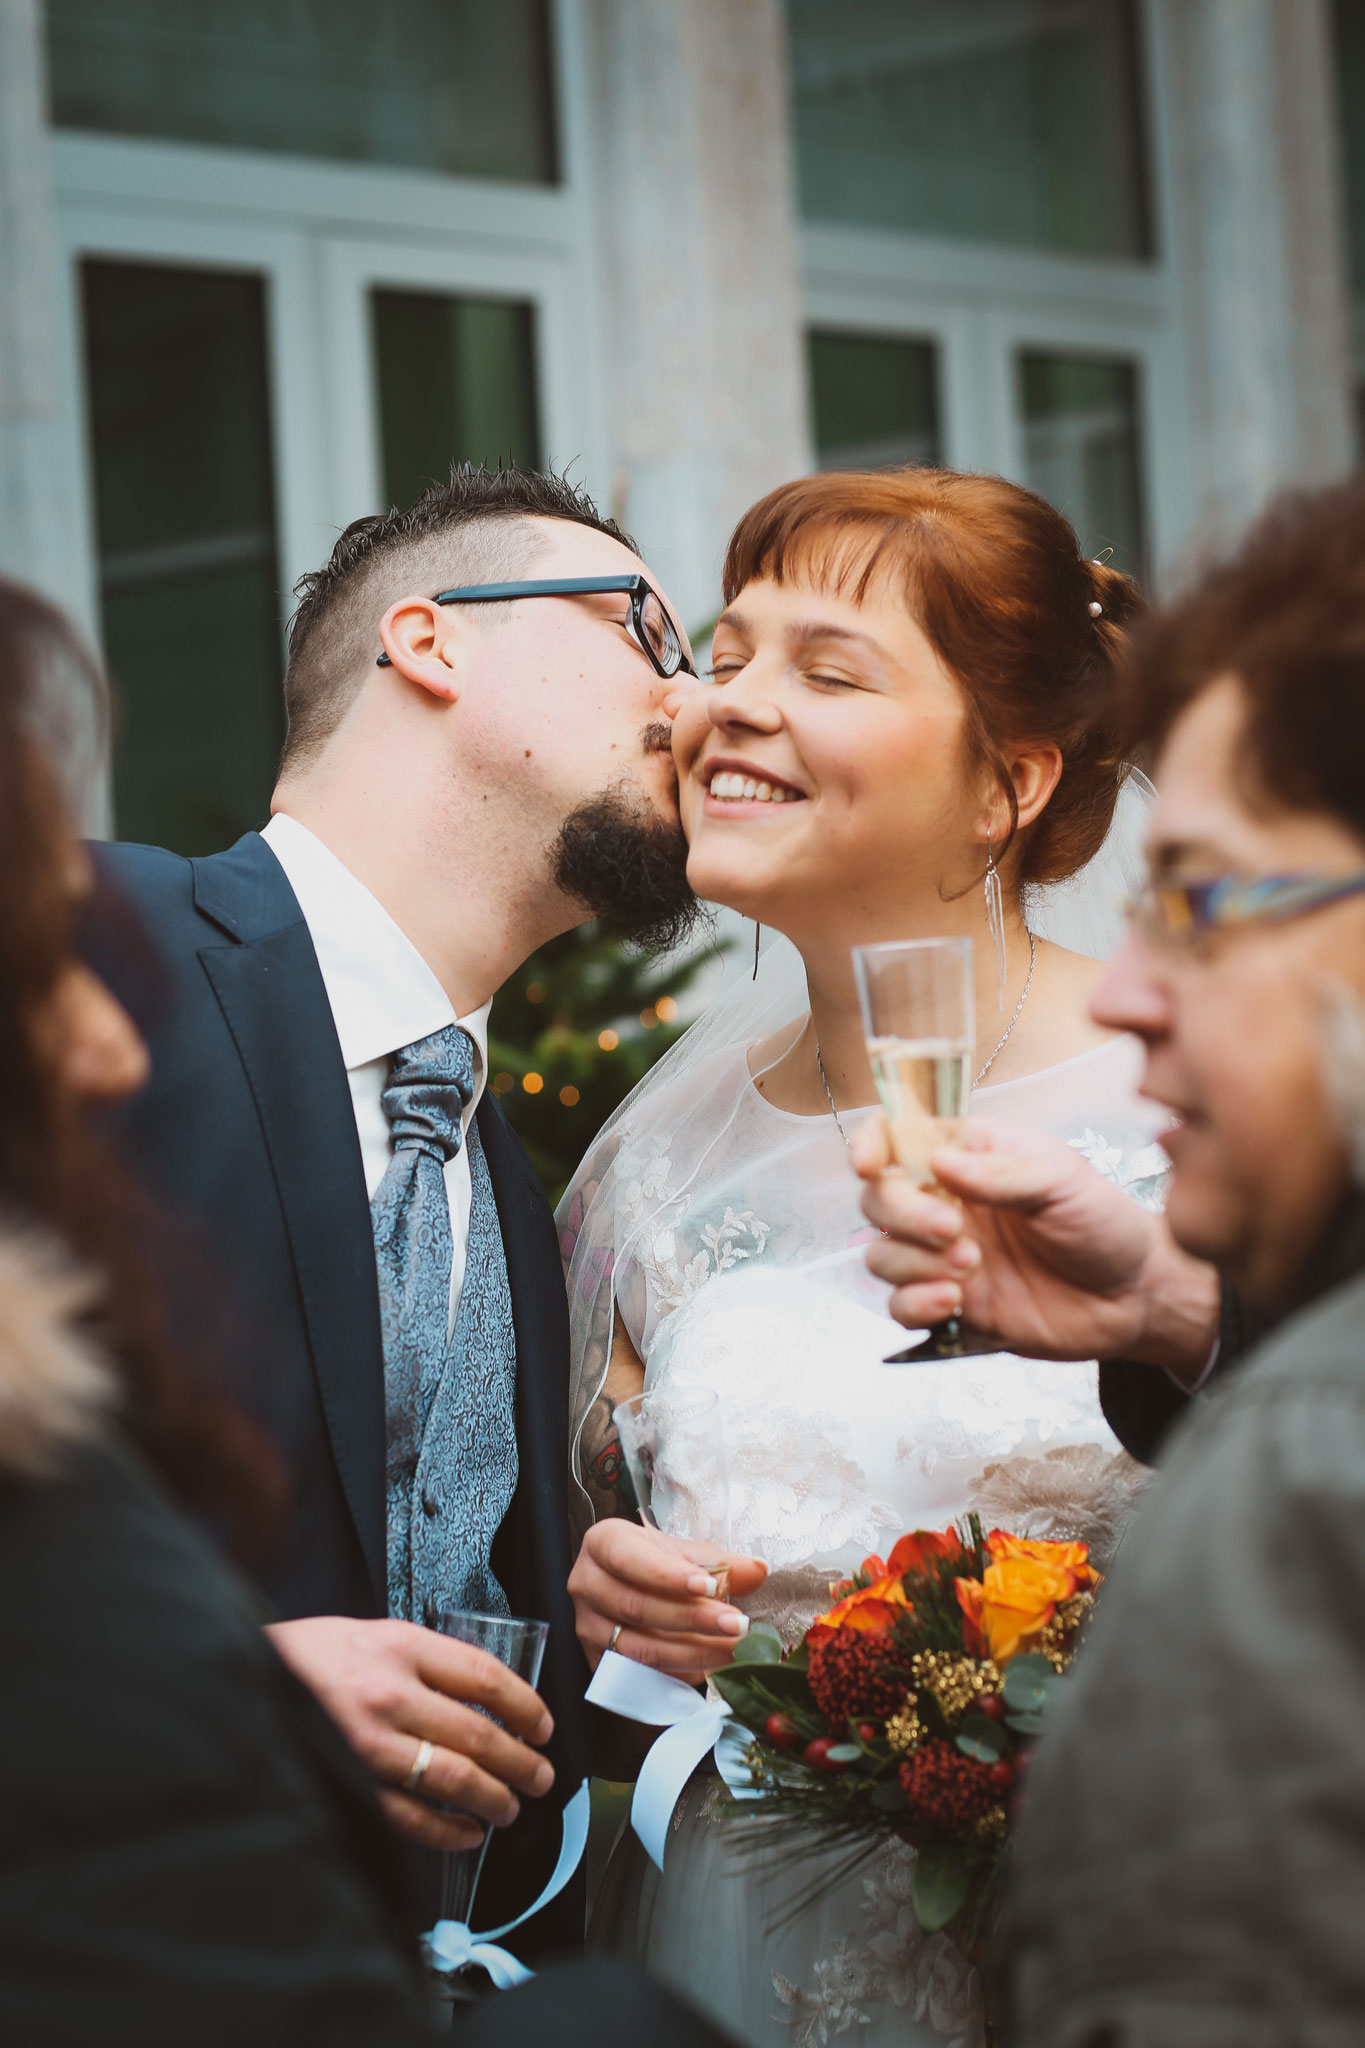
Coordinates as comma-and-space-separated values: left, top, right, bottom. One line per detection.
585, 1650, 759, 1871
423, 1776, 591, 1988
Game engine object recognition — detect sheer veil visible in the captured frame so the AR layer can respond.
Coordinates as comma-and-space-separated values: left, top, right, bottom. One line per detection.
556, 767, 1156, 1535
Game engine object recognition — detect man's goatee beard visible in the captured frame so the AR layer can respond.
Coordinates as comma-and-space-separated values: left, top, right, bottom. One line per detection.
552, 785, 703, 954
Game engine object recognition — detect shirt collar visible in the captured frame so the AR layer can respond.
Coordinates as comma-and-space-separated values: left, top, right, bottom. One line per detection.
260, 814, 491, 1092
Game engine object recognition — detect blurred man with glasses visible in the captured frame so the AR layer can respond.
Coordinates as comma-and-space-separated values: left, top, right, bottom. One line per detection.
853, 478, 1365, 2041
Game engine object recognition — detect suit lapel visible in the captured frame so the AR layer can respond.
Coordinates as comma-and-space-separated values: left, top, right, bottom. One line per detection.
193, 836, 387, 1607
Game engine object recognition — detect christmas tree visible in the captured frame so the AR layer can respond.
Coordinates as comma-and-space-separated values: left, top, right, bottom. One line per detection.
487, 923, 728, 1207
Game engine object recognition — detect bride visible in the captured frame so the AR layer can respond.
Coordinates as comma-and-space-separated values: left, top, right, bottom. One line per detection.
561, 467, 1166, 2047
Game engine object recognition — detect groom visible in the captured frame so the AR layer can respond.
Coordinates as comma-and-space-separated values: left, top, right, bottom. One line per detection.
85, 465, 713, 1949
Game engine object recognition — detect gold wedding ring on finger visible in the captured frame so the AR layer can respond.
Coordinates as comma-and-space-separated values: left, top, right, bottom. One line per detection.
608, 1622, 625, 1654
707, 1563, 731, 1604
402, 1736, 434, 1793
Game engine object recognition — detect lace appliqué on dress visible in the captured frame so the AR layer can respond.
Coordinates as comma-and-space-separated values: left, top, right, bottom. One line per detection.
745, 1565, 847, 1649
774, 1841, 983, 2048
623, 1128, 775, 1322
966, 1441, 1151, 1572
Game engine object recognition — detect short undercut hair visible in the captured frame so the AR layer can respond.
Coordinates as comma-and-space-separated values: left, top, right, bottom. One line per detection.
281, 464, 639, 772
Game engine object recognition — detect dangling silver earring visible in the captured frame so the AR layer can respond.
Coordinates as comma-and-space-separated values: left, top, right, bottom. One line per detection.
753, 921, 762, 980
984, 836, 1007, 1011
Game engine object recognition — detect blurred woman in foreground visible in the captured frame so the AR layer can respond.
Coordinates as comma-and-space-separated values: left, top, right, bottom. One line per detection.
0, 579, 440, 2042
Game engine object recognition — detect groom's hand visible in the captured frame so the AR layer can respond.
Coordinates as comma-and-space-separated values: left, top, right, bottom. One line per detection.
265, 1616, 556, 1854
570, 1523, 767, 1679
852, 1114, 1220, 1383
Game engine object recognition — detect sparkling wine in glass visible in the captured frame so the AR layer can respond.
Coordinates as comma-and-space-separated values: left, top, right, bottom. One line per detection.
853, 936, 996, 1363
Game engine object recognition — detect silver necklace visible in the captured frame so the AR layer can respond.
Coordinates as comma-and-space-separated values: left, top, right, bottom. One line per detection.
814, 929, 1037, 1146
974, 929, 1037, 1086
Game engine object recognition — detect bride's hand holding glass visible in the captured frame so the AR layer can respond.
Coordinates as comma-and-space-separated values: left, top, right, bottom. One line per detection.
569, 1523, 766, 1679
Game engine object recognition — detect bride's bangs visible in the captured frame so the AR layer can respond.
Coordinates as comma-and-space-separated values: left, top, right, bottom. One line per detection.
722, 470, 943, 609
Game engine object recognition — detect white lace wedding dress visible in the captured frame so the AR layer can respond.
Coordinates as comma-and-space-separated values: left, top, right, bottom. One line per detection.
563, 1026, 1166, 2048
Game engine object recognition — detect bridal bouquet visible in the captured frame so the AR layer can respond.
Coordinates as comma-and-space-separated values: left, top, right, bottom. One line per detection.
712, 1516, 1099, 1954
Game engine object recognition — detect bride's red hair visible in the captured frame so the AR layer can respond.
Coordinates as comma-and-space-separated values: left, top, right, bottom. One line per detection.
722, 467, 1143, 888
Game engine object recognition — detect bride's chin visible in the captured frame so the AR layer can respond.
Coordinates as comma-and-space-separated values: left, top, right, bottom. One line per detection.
685, 852, 769, 915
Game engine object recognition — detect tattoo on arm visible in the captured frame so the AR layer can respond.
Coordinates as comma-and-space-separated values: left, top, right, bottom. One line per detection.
581, 1389, 632, 1521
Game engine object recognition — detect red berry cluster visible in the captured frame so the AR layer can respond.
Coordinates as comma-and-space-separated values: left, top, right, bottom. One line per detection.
808, 1626, 914, 1721
898, 1738, 998, 1835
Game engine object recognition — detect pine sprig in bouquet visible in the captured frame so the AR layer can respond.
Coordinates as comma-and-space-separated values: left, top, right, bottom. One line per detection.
712, 1515, 1099, 1954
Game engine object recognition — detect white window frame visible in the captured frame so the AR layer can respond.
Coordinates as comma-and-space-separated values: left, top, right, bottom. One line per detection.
797, 0, 1192, 580
47, 0, 604, 654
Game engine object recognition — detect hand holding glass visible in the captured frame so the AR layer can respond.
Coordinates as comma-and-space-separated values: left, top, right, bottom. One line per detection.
429, 1608, 549, 1993
853, 936, 993, 1362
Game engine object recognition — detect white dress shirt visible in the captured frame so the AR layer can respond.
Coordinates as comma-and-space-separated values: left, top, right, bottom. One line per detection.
261, 813, 491, 1334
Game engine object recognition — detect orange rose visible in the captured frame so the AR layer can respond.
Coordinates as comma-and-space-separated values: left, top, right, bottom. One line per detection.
986, 1530, 1099, 1591
955, 1532, 1097, 1663
811, 1574, 912, 1638
885, 1529, 965, 1578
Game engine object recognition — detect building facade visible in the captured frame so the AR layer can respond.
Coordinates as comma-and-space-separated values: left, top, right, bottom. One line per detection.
0, 0, 1358, 847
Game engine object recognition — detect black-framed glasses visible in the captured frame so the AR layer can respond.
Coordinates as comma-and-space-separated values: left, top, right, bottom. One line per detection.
375, 573, 697, 680
1128, 870, 1365, 948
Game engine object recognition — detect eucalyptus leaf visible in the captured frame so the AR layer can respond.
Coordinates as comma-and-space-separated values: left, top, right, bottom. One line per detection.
1000, 1655, 1061, 1713
825, 1743, 863, 1764
1004, 1710, 1047, 1736
955, 1717, 1007, 1763
731, 1623, 785, 1666
911, 1841, 972, 1932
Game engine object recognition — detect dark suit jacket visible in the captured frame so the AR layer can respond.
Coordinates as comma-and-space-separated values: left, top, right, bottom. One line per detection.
85, 831, 588, 1952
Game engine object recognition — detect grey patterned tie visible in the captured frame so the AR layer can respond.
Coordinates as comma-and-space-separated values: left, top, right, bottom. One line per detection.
371, 1024, 517, 1623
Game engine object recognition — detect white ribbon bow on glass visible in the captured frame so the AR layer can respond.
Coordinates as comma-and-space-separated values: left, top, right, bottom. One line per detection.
423, 1776, 591, 1988
585, 1650, 759, 1870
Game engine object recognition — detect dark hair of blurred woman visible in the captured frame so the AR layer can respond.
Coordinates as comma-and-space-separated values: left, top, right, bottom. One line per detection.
0, 576, 279, 1545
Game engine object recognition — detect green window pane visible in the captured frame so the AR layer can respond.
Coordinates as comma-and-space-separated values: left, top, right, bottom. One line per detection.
786, 0, 1151, 258
1018, 350, 1147, 580
1331, 0, 1365, 454
82, 259, 284, 854
373, 291, 541, 511
1334, 0, 1365, 301
47, 0, 557, 184
809, 330, 941, 469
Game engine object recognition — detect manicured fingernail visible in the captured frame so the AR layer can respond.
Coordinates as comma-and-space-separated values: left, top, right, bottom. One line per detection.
718, 1610, 750, 1637
925, 1204, 960, 1240
687, 1572, 720, 1598
949, 1239, 980, 1271
935, 1286, 963, 1316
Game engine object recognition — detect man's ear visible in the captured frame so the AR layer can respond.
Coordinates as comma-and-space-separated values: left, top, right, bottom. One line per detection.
378, 597, 463, 704
977, 744, 1064, 843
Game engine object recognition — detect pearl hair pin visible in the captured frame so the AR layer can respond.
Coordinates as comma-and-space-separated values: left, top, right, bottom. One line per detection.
1088, 552, 1109, 617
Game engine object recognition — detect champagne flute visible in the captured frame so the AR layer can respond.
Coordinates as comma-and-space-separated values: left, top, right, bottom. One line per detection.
429, 1608, 549, 2000
853, 936, 995, 1363
612, 1385, 732, 1593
